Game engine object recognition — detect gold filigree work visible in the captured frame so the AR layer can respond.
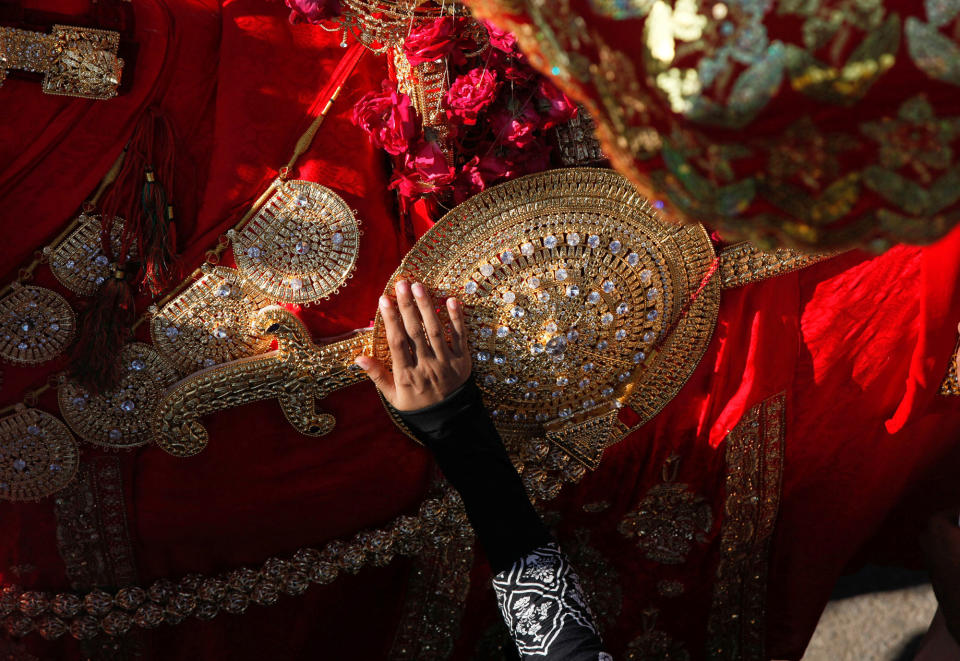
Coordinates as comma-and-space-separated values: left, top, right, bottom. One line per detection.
0, 406, 79, 502
0, 25, 123, 99
0, 285, 76, 366
941, 334, 959, 395
58, 343, 179, 449
48, 215, 134, 297
229, 178, 361, 305
150, 266, 272, 374
153, 307, 370, 457
718, 242, 837, 289
374, 168, 719, 465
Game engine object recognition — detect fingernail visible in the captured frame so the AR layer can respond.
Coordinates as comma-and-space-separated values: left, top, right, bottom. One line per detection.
395, 279, 409, 295
412, 282, 425, 297
447, 297, 458, 309
378, 296, 390, 310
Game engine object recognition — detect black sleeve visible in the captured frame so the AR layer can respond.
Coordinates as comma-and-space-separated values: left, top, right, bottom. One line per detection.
395, 377, 552, 574
396, 378, 609, 660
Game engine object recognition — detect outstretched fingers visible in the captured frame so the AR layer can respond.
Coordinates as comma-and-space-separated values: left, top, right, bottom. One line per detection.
412, 282, 450, 360
446, 297, 469, 358
379, 295, 414, 371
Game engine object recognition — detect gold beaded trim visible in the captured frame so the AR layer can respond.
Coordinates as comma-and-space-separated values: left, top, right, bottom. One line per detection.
58, 343, 179, 449
229, 178, 361, 305
718, 242, 837, 289
0, 406, 79, 502
0, 489, 471, 641
0, 25, 123, 100
150, 266, 272, 374
0, 285, 76, 366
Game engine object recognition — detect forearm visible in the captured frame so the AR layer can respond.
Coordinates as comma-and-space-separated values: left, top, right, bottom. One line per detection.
397, 377, 552, 573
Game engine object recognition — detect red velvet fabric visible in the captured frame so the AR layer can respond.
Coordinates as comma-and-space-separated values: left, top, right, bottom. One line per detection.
1, 2, 958, 660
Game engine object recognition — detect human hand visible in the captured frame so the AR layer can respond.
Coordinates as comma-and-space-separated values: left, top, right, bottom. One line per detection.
355, 279, 472, 412
920, 509, 960, 645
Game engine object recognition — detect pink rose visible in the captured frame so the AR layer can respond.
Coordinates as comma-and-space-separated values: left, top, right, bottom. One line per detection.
403, 18, 457, 66
285, 0, 340, 23
445, 68, 499, 126
536, 79, 578, 129
491, 102, 539, 149
482, 20, 518, 54
351, 81, 418, 156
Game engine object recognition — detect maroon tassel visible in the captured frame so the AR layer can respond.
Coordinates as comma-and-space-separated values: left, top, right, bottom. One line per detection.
138, 109, 179, 295
69, 270, 136, 393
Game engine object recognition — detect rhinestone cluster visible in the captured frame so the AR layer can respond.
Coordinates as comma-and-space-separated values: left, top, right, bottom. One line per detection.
0, 285, 76, 366
231, 179, 361, 305
0, 408, 79, 501
151, 266, 272, 373
58, 344, 179, 449
48, 215, 134, 297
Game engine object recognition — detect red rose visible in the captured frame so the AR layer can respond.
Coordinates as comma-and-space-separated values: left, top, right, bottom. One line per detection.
536, 79, 578, 129
453, 153, 513, 203
491, 102, 540, 149
445, 68, 499, 126
482, 20, 518, 54
403, 18, 457, 66
351, 81, 418, 156
505, 138, 552, 175
285, 0, 340, 24
388, 141, 454, 199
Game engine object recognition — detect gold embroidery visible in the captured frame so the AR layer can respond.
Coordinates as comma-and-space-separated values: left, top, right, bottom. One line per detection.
54, 457, 138, 590
0, 25, 123, 100
618, 455, 713, 565
624, 608, 691, 660
0, 285, 76, 366
707, 393, 785, 660
718, 242, 837, 289
0, 406, 79, 502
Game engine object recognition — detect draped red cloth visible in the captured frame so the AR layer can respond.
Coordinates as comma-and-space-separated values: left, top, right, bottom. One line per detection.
0, 2, 958, 660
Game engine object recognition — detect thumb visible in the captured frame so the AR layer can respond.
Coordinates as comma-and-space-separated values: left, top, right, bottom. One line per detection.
355, 355, 396, 401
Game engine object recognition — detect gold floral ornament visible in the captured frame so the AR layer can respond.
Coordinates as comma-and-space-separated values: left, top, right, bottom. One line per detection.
0, 406, 79, 502
48, 214, 135, 297
58, 343, 179, 449
0, 25, 123, 100
150, 266, 272, 374
0, 285, 76, 366
624, 608, 690, 661
617, 455, 712, 564
906, 0, 960, 87
333, 0, 470, 52
374, 168, 719, 469
229, 179, 361, 305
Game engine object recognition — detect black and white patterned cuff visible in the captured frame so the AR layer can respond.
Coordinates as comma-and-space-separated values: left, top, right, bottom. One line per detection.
492, 543, 610, 659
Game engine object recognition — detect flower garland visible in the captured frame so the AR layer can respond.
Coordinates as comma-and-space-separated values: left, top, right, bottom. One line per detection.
349, 16, 578, 207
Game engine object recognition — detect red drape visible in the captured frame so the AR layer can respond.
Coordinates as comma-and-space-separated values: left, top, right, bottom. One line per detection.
1, 2, 957, 659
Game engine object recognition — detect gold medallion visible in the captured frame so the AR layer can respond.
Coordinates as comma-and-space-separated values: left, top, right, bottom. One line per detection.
374, 168, 719, 468
0, 406, 79, 501
229, 178, 361, 305
48, 214, 132, 296
58, 343, 179, 449
151, 266, 272, 374
0, 284, 76, 365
